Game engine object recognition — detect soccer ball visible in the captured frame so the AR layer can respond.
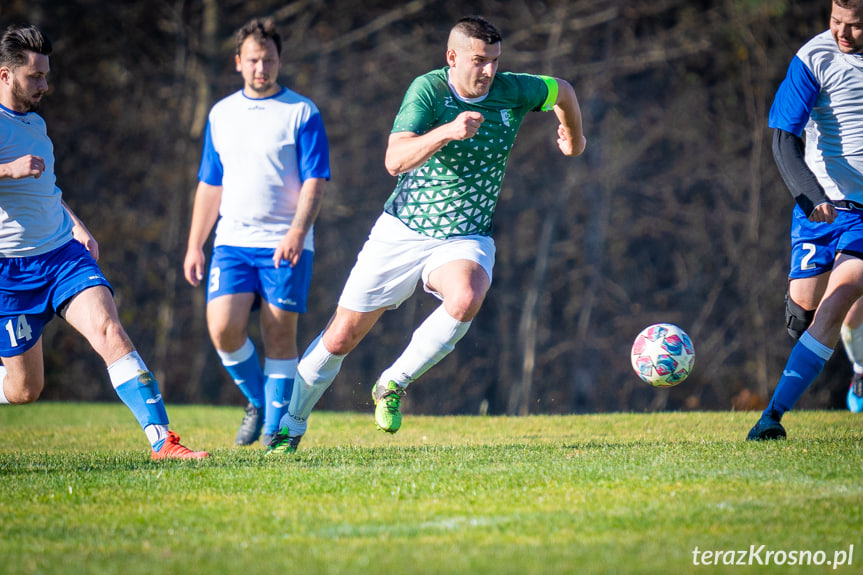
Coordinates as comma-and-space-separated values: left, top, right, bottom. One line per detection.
630, 323, 695, 387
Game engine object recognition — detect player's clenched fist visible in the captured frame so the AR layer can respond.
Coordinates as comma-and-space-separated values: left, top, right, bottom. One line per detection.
450, 111, 485, 140
0, 154, 45, 179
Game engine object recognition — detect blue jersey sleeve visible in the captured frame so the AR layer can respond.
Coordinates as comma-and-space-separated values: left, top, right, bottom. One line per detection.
768, 55, 820, 137
197, 120, 223, 185
296, 112, 331, 181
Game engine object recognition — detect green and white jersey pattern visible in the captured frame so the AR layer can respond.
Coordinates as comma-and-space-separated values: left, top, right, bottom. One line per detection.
384, 68, 557, 238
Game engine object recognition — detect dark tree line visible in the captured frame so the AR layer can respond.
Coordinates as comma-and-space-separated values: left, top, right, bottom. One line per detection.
0, 0, 848, 414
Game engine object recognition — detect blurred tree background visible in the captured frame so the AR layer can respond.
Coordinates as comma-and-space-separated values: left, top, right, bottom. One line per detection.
0, 0, 850, 415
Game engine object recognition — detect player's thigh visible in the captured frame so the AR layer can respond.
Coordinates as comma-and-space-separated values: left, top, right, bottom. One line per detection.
63, 285, 134, 363
1, 338, 46, 403
257, 249, 313, 314
338, 244, 423, 313
206, 246, 258, 302
206, 292, 256, 348
808, 254, 863, 343
789, 205, 840, 280
259, 304, 299, 359
789, 273, 830, 310
426, 259, 490, 320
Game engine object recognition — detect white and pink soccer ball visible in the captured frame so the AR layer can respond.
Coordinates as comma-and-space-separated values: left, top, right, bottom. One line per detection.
631, 323, 695, 387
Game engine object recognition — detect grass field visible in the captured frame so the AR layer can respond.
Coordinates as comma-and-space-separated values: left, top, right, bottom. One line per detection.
0, 403, 861, 575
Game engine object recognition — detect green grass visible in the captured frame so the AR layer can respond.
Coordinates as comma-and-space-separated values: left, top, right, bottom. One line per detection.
1, 404, 861, 574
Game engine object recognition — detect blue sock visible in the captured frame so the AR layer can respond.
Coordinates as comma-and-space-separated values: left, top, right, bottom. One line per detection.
110, 351, 169, 429
263, 358, 297, 435
217, 339, 265, 408
765, 331, 833, 419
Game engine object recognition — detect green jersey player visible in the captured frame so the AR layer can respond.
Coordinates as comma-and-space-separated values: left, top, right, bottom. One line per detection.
266, 15, 586, 454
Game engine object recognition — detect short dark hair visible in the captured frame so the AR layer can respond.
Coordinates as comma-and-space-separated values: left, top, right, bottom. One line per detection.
235, 18, 281, 56
452, 16, 502, 44
834, 0, 863, 10
0, 24, 52, 69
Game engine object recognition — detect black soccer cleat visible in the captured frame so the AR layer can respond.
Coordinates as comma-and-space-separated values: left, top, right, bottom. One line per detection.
746, 411, 787, 441
235, 402, 263, 446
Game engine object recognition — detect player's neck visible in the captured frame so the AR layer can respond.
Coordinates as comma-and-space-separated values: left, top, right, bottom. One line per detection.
0, 94, 29, 114
243, 84, 282, 100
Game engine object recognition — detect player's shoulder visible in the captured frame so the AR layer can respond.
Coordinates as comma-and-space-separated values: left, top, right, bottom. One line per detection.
494, 70, 548, 88
0, 107, 46, 127
0, 108, 47, 142
489, 71, 548, 99
209, 89, 246, 114
407, 68, 449, 92
272, 86, 320, 111
214, 89, 245, 105
796, 30, 838, 67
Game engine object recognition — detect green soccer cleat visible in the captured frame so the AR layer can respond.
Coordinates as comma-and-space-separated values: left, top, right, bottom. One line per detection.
264, 427, 302, 456
372, 380, 406, 433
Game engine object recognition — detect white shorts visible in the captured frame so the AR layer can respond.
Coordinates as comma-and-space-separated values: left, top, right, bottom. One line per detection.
338, 213, 496, 312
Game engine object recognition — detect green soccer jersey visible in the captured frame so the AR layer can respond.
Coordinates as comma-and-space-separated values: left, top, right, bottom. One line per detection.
384, 68, 558, 238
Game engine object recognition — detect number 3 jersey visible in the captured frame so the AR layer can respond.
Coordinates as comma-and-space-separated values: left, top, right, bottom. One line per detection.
0, 104, 74, 257
385, 68, 558, 239
198, 87, 330, 250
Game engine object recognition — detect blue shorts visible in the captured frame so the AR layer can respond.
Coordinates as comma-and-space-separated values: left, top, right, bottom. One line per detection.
789, 204, 863, 279
0, 240, 112, 356
207, 245, 313, 312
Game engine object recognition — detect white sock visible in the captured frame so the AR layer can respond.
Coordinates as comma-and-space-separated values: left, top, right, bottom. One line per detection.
264, 357, 298, 379
216, 338, 256, 365
0, 366, 9, 404
841, 323, 863, 373
107, 350, 148, 388
144, 424, 169, 449
283, 334, 346, 436
378, 305, 471, 390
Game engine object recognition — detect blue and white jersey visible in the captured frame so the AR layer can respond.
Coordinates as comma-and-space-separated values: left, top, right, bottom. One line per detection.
769, 30, 863, 203
198, 87, 330, 250
0, 104, 73, 257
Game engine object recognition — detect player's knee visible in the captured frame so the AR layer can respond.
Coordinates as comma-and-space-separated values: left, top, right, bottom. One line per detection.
785, 291, 815, 340
444, 291, 485, 321
15, 387, 41, 404
103, 319, 132, 348
319, 322, 362, 356
4, 373, 43, 404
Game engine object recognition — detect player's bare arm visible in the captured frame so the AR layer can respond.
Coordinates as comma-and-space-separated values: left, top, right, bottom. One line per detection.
385, 111, 485, 176
0, 154, 45, 179
183, 181, 222, 286
551, 78, 586, 157
61, 199, 100, 261
274, 177, 326, 268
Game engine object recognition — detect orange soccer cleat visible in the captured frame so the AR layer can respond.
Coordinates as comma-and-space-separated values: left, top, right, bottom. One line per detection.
151, 431, 209, 460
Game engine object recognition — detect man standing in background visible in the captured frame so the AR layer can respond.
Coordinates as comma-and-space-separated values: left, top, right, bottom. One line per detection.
184, 18, 330, 446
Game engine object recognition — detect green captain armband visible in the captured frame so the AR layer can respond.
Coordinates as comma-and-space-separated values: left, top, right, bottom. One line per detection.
538, 75, 558, 111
